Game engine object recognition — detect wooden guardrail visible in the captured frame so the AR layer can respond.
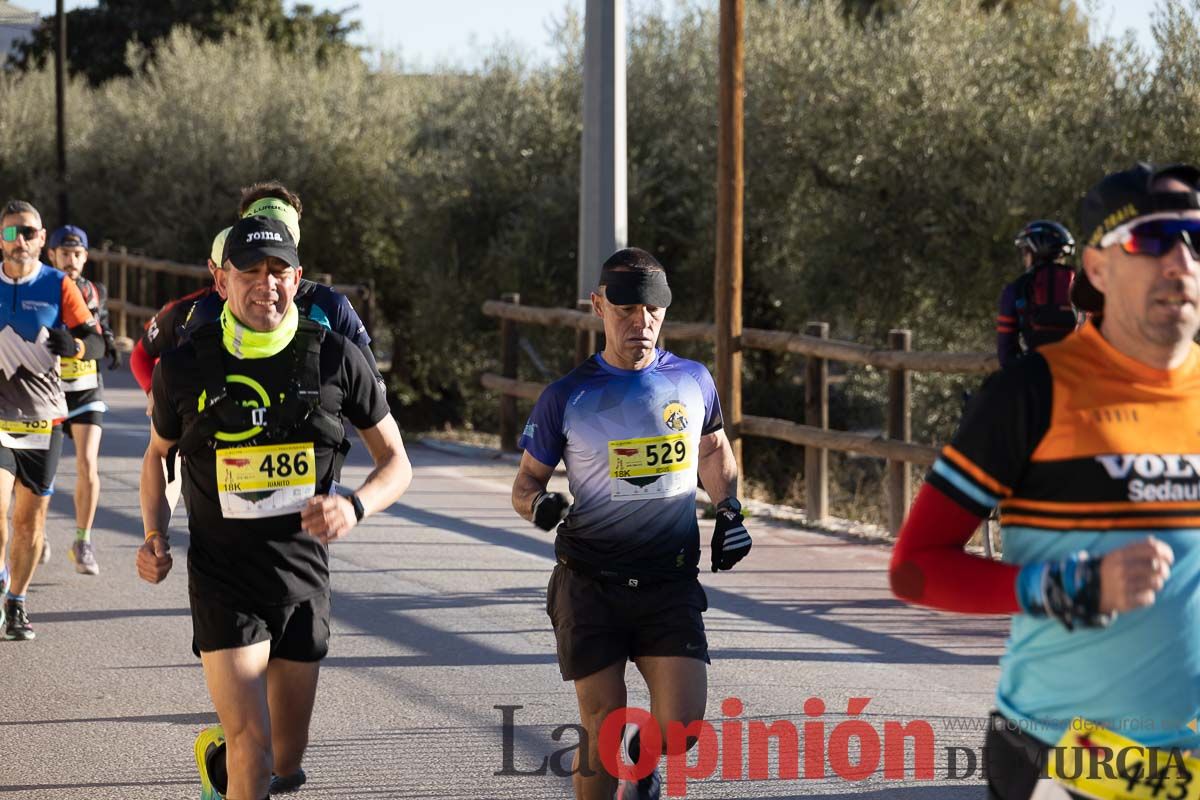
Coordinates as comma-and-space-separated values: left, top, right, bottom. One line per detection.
481, 296, 998, 534
89, 244, 376, 343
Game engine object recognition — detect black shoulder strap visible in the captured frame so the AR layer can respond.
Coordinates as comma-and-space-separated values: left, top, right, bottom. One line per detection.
175, 322, 233, 459
294, 317, 324, 402
190, 321, 228, 408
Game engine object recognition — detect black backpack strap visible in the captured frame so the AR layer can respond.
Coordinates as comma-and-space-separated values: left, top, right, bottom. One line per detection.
260, 319, 324, 439
192, 322, 230, 409
176, 322, 234, 457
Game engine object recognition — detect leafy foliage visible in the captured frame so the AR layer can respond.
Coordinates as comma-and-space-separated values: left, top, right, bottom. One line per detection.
3, 0, 1200, 509
9, 0, 359, 84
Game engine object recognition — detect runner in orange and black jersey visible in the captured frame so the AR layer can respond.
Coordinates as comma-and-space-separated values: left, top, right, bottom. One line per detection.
891, 163, 1200, 800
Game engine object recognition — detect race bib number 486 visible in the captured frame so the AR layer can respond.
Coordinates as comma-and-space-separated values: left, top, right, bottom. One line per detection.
215, 442, 316, 519
608, 433, 694, 501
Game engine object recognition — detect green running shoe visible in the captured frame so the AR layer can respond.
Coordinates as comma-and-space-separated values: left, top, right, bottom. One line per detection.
193, 724, 226, 800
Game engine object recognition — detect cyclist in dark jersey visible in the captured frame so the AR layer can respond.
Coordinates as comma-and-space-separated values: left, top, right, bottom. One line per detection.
996, 220, 1080, 368
892, 163, 1200, 800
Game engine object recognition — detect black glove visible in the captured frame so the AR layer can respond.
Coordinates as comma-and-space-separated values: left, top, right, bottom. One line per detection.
103, 332, 123, 370
711, 498, 752, 572
45, 328, 80, 358
532, 491, 569, 531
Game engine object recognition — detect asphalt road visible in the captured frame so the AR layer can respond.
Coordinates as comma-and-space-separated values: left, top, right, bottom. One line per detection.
0, 367, 1006, 799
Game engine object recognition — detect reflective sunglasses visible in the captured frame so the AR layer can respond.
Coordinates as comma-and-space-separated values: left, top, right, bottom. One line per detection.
1106, 218, 1200, 258
1, 224, 39, 242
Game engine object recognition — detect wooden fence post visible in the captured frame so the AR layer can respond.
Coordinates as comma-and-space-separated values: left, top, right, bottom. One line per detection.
499, 293, 521, 452
136, 255, 148, 326
117, 246, 129, 339
887, 329, 913, 535
575, 299, 596, 365
97, 242, 109, 296
805, 322, 829, 524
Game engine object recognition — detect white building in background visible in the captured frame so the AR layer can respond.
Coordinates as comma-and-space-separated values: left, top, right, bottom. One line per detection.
0, 2, 36, 62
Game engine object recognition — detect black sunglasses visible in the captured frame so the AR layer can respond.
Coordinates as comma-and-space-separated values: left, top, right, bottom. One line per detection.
1, 225, 40, 243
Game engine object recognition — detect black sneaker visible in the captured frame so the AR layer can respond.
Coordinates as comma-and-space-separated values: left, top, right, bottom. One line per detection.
5, 600, 34, 641
270, 769, 307, 794
616, 770, 660, 800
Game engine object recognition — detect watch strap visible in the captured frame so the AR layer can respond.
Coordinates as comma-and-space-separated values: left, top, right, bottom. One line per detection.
349, 492, 366, 522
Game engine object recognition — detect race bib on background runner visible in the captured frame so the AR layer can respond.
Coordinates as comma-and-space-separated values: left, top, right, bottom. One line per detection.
60, 357, 99, 391
607, 433, 694, 501
215, 442, 316, 519
0, 419, 54, 450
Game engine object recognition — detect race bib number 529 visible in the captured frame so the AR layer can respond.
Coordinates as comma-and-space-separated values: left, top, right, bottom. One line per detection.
215, 442, 316, 519
608, 433, 694, 501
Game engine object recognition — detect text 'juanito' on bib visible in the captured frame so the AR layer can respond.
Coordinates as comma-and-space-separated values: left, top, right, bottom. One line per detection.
215, 442, 316, 519
607, 432, 694, 501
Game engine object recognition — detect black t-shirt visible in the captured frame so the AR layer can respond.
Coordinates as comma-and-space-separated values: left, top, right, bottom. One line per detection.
151, 327, 389, 605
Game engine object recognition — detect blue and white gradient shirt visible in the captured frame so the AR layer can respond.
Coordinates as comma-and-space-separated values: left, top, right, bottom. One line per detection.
519, 349, 723, 576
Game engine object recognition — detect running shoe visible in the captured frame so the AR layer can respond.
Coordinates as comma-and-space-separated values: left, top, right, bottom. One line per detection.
39, 537, 50, 564
4, 600, 34, 641
194, 724, 226, 800
0, 569, 8, 631
615, 724, 661, 800
270, 768, 307, 794
616, 771, 661, 800
69, 540, 100, 575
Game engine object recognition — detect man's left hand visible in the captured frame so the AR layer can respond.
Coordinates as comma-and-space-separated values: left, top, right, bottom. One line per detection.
301, 494, 357, 544
711, 501, 752, 572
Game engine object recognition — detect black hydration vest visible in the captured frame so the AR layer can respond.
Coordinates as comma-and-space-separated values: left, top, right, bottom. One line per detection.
171, 318, 349, 480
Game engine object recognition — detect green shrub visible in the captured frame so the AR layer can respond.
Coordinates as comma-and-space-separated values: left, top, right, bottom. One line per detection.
4, 1, 1200, 518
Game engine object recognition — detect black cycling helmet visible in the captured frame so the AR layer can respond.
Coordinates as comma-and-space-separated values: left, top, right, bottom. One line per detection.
1014, 220, 1076, 263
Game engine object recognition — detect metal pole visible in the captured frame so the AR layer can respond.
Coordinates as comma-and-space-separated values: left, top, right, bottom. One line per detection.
578, 0, 628, 300
54, 0, 68, 226
715, 0, 744, 472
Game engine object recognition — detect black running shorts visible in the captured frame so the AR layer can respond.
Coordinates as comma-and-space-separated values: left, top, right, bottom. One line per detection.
546, 563, 710, 682
62, 411, 104, 435
190, 589, 331, 662
0, 426, 64, 496
65, 387, 105, 418
985, 712, 1089, 800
